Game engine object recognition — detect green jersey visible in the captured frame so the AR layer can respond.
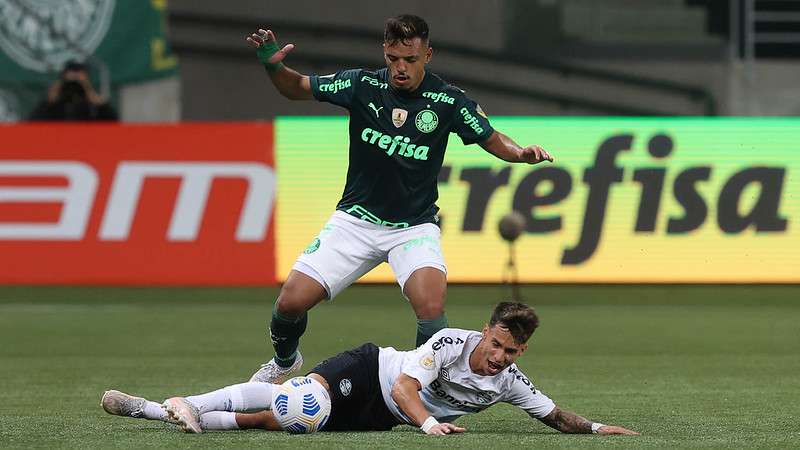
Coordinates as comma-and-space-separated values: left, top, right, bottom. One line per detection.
309, 68, 494, 228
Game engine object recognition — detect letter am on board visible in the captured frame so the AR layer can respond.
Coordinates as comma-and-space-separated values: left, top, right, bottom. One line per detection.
446, 134, 788, 265
0, 161, 275, 242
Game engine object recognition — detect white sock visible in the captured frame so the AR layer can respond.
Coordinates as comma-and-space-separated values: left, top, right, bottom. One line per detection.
186, 382, 275, 414
200, 411, 240, 431
140, 400, 168, 421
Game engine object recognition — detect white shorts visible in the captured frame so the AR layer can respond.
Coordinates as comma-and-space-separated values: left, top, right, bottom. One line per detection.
293, 211, 446, 299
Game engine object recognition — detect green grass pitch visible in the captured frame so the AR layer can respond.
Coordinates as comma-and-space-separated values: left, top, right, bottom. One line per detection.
0, 285, 798, 449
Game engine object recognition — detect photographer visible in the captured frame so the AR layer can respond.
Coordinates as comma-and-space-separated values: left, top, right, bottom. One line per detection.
29, 61, 118, 122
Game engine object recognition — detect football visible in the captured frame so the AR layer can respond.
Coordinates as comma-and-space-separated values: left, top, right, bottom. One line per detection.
271, 376, 332, 434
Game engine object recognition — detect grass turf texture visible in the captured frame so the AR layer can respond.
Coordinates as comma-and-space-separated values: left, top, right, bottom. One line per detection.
0, 285, 798, 449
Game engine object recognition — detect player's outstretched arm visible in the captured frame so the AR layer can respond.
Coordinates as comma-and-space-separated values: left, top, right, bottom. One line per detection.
479, 131, 554, 164
245, 28, 312, 100
391, 374, 466, 435
538, 406, 638, 435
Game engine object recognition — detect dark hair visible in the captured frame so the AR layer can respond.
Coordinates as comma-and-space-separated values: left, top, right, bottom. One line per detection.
384, 14, 429, 46
489, 302, 539, 344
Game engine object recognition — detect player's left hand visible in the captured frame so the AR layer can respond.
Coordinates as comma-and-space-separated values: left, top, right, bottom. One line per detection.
425, 422, 466, 435
597, 425, 639, 435
520, 145, 554, 164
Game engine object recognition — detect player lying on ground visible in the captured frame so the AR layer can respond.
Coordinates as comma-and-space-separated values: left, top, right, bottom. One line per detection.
243, 14, 555, 385
102, 302, 637, 436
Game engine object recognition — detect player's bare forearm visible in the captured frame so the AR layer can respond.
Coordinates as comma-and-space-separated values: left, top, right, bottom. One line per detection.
539, 407, 593, 433
538, 407, 639, 435
479, 131, 553, 164
268, 66, 312, 100
391, 374, 467, 435
391, 374, 431, 426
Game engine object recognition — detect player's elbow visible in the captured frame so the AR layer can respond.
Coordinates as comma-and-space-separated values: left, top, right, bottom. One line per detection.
390, 381, 405, 403
391, 378, 413, 404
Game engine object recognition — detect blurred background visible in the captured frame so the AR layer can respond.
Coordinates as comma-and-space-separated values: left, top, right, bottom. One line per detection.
2, 0, 800, 122
2, 0, 797, 285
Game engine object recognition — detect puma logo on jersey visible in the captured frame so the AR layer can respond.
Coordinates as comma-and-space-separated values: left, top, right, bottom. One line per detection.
368, 102, 383, 118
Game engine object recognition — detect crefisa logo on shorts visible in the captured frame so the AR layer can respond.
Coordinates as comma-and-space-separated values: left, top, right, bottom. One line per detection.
339, 378, 352, 397
0, 0, 116, 72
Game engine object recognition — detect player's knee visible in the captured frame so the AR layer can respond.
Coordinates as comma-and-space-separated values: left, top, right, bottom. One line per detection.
413, 294, 446, 319
275, 285, 311, 317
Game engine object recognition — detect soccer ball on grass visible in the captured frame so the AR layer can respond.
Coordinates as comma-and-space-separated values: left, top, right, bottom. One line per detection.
271, 376, 331, 433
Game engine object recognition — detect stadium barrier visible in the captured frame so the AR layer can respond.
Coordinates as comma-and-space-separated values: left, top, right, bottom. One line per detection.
0, 123, 276, 285
1, 118, 796, 284
276, 117, 797, 283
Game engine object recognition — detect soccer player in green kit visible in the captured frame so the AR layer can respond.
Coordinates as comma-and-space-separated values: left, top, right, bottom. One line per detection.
246, 15, 554, 383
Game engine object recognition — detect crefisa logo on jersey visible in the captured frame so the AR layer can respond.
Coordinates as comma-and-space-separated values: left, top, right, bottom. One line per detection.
0, 89, 20, 123
0, 0, 116, 72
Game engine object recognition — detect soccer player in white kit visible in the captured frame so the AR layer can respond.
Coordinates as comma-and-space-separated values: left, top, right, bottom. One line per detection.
102, 303, 637, 436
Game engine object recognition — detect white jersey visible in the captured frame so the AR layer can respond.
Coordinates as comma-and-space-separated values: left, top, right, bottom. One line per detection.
378, 328, 556, 424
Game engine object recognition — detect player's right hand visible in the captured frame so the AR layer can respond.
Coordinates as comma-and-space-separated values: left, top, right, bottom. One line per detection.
425, 423, 466, 435
245, 29, 295, 65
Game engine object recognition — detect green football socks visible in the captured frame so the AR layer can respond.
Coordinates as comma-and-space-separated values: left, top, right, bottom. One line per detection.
416, 314, 448, 347
269, 305, 307, 368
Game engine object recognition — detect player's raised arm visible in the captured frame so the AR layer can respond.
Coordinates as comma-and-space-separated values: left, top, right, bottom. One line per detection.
479, 131, 554, 164
390, 374, 465, 435
246, 28, 312, 100
538, 406, 639, 435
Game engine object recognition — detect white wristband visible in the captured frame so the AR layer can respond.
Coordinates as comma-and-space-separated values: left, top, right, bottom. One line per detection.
591, 422, 605, 434
421, 416, 439, 433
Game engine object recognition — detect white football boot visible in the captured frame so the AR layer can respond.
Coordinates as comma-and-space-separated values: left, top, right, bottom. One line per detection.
163, 397, 202, 433
101, 390, 147, 418
248, 352, 304, 383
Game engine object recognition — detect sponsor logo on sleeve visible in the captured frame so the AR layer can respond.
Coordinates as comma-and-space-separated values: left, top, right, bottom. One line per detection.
460, 107, 485, 135
318, 79, 352, 94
